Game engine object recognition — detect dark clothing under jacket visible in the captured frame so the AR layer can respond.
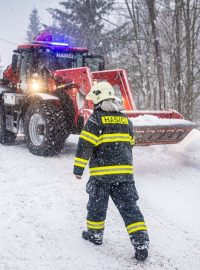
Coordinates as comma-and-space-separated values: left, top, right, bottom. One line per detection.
73, 109, 135, 182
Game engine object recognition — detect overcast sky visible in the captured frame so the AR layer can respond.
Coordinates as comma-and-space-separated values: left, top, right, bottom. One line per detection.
0, 0, 59, 66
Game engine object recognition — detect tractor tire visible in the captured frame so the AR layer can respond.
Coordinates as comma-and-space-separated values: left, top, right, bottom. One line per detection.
24, 101, 67, 156
0, 104, 17, 144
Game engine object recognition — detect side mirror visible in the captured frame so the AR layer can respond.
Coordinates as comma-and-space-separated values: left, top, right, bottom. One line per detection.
99, 60, 105, 71
12, 54, 18, 73
84, 55, 105, 72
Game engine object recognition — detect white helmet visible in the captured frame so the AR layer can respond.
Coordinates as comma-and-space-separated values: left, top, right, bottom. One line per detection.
86, 81, 117, 104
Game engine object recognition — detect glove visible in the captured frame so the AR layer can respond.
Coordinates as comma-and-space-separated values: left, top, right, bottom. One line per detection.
74, 174, 82, 180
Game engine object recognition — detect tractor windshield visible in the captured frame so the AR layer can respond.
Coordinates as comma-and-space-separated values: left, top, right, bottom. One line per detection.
37, 49, 84, 71
35, 49, 104, 72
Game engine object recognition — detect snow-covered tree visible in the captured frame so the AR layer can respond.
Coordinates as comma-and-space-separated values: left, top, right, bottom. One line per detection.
26, 8, 41, 43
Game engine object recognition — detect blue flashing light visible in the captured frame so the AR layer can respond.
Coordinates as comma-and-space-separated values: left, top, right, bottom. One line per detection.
48, 41, 69, 46
32, 40, 69, 47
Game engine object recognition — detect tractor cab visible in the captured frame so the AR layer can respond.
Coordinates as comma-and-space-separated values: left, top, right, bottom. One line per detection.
9, 40, 104, 93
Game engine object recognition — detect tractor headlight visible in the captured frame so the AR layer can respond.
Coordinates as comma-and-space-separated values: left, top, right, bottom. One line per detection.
29, 79, 42, 92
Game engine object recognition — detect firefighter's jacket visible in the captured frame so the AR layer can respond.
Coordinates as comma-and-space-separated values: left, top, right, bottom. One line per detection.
73, 109, 135, 180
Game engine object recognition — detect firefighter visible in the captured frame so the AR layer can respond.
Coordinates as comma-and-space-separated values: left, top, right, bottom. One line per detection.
73, 81, 149, 261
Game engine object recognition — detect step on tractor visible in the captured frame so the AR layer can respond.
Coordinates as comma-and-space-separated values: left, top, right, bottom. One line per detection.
0, 31, 196, 156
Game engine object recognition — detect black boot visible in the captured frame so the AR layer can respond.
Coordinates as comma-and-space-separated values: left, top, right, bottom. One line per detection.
82, 229, 103, 245
130, 231, 149, 261
135, 246, 148, 261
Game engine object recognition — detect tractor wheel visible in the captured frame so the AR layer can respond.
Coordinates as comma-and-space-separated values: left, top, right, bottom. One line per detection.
0, 104, 17, 144
24, 101, 67, 156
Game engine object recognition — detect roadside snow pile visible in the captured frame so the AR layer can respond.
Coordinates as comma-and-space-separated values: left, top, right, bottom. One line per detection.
130, 114, 193, 126
168, 128, 200, 169
176, 128, 200, 152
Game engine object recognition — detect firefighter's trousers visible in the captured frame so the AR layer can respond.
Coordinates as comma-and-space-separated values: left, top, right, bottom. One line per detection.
86, 177, 149, 246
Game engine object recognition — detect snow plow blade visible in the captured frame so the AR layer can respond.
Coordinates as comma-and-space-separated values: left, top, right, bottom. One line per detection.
124, 110, 197, 146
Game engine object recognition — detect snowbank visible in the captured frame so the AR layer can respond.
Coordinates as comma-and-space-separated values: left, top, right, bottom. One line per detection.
175, 128, 200, 153
168, 128, 200, 169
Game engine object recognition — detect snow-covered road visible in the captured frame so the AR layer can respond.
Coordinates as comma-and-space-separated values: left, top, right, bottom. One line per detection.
0, 130, 200, 270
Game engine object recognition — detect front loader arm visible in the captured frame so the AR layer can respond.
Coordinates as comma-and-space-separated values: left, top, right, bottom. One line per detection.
52, 67, 196, 145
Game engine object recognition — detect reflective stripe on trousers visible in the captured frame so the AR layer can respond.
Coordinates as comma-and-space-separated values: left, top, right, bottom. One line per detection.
87, 220, 105, 230
126, 221, 148, 235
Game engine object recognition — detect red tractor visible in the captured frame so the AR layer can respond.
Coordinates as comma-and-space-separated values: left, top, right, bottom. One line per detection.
0, 32, 196, 156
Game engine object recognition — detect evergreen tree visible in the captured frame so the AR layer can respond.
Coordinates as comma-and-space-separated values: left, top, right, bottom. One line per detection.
48, 0, 114, 54
26, 8, 41, 43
